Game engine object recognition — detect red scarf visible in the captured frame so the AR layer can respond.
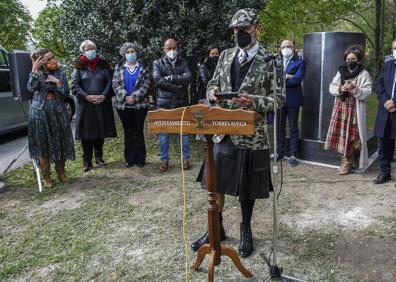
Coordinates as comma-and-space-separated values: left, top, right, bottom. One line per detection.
79, 55, 100, 72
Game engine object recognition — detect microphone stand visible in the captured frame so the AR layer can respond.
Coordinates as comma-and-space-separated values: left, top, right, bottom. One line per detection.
261, 54, 307, 282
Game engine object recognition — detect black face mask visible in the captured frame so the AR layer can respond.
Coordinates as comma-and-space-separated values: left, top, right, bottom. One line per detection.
235, 30, 252, 49
207, 56, 219, 65
346, 61, 358, 70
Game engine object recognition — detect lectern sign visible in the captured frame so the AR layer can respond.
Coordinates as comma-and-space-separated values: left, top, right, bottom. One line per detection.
147, 104, 262, 135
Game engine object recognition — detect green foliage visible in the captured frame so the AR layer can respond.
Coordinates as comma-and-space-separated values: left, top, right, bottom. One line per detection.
59, 0, 266, 65
259, 0, 372, 49
0, 0, 32, 50
32, 5, 67, 58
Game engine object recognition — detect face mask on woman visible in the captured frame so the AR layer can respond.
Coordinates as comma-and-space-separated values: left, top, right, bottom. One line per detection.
46, 59, 59, 71
346, 61, 358, 70
126, 53, 137, 62
393, 49, 396, 60
84, 50, 97, 60
207, 56, 219, 65
166, 50, 177, 60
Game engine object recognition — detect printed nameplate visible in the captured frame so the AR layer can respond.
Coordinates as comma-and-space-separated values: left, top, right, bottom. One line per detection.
147, 104, 262, 135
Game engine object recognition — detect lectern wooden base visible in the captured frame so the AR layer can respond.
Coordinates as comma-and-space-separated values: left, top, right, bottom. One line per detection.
191, 244, 253, 281
189, 136, 252, 281
147, 105, 260, 281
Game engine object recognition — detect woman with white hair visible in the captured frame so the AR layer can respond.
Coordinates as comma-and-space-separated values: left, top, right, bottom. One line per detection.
113, 42, 151, 167
71, 40, 117, 172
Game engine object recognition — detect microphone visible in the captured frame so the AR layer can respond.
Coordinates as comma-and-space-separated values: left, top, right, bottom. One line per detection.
264, 53, 280, 62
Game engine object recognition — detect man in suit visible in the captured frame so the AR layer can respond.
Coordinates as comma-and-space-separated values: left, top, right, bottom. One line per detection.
373, 39, 396, 184
190, 8, 284, 258
277, 40, 305, 166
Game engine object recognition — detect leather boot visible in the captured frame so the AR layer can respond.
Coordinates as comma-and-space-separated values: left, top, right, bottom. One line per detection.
190, 223, 226, 252
337, 156, 345, 172
238, 223, 253, 258
55, 160, 67, 183
339, 155, 353, 175
159, 160, 169, 172
183, 159, 191, 170
40, 157, 53, 188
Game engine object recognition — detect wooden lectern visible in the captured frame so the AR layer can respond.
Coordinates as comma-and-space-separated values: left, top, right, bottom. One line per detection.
147, 104, 262, 281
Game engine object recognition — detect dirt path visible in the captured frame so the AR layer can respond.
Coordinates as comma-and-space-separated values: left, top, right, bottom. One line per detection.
0, 158, 395, 281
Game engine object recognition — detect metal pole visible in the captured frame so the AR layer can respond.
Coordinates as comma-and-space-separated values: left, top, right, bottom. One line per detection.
262, 55, 308, 282
272, 58, 279, 267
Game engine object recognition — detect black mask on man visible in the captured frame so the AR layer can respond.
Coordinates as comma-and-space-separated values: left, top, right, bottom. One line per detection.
235, 30, 252, 49
346, 61, 358, 70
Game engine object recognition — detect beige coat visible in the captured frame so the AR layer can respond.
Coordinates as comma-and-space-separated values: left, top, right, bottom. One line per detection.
329, 69, 372, 170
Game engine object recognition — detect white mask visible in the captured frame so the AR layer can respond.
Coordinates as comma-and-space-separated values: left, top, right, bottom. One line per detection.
281, 48, 293, 58
166, 50, 177, 60
393, 49, 396, 60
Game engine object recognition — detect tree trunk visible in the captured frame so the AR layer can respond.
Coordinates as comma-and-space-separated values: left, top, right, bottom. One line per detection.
374, 0, 385, 79
393, 0, 396, 40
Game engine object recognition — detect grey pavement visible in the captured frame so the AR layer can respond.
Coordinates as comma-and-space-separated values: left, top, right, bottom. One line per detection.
0, 120, 76, 175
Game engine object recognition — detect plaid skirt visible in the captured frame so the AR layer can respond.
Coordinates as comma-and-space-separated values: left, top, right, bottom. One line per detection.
324, 96, 359, 156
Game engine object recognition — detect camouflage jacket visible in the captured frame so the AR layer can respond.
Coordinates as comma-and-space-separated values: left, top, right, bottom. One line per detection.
207, 45, 285, 150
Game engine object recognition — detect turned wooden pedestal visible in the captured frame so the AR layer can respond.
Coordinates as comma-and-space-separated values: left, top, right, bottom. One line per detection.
147, 104, 260, 281
190, 135, 253, 281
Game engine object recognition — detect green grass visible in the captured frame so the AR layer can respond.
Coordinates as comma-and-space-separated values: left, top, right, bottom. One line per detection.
0, 118, 394, 281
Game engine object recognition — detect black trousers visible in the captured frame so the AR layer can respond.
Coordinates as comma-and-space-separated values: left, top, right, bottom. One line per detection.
81, 139, 104, 164
379, 115, 395, 176
277, 105, 300, 157
117, 108, 147, 165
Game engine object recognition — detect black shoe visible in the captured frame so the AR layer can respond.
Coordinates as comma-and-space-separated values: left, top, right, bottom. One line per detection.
374, 173, 391, 184
288, 155, 298, 167
83, 162, 93, 172
238, 223, 253, 258
136, 163, 145, 168
126, 163, 134, 168
95, 157, 107, 166
190, 224, 226, 252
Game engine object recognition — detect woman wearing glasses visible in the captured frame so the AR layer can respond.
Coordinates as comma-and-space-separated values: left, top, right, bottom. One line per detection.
324, 45, 372, 175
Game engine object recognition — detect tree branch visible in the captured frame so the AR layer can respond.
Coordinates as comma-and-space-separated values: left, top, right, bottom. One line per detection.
336, 17, 375, 48
349, 10, 375, 32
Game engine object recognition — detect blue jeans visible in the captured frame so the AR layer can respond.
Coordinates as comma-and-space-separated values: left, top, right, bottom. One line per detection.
159, 133, 190, 161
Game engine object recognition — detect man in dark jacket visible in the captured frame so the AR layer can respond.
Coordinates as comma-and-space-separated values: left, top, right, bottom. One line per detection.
277, 39, 305, 166
152, 36, 192, 172
373, 39, 396, 184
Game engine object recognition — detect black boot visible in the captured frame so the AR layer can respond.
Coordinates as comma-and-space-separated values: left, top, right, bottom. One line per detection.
238, 223, 253, 258
190, 224, 226, 252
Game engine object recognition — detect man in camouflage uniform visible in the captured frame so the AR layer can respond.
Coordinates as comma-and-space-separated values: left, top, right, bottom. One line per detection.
192, 8, 284, 258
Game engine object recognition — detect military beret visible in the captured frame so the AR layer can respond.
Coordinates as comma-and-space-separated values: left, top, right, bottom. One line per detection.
229, 8, 259, 29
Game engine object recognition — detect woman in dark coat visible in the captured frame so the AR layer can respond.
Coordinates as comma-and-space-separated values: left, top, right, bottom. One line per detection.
27, 48, 75, 188
113, 42, 151, 167
197, 44, 220, 103
71, 40, 117, 172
